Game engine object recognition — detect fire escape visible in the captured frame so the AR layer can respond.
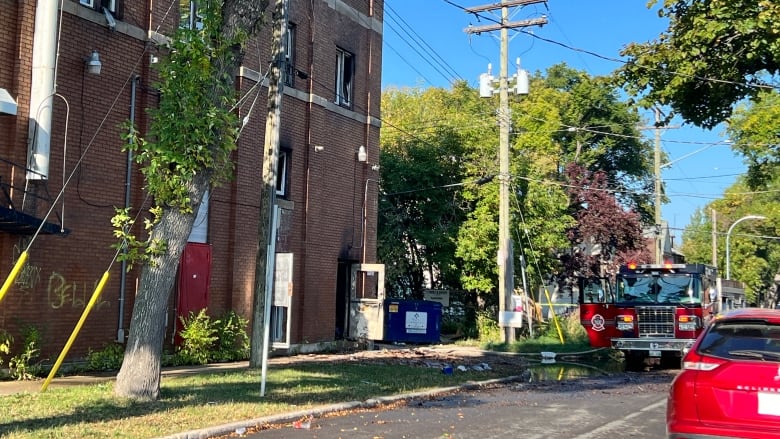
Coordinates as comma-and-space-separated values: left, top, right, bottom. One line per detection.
0, 158, 69, 237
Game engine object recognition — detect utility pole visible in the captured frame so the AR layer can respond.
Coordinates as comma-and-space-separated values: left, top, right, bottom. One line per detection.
637, 107, 678, 264
654, 108, 662, 264
251, 0, 288, 397
466, 0, 546, 344
712, 208, 722, 302
711, 208, 717, 268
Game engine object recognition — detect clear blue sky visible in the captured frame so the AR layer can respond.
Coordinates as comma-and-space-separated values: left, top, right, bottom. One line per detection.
380, 0, 746, 243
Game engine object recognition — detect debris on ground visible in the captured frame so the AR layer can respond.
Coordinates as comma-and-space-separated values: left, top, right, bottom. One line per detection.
292, 415, 314, 429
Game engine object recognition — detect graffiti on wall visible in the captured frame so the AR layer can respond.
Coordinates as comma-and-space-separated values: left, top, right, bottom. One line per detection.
10, 238, 110, 310
47, 272, 110, 310
12, 240, 41, 292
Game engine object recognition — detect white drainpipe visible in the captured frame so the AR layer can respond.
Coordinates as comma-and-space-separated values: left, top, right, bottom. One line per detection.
27, 0, 59, 180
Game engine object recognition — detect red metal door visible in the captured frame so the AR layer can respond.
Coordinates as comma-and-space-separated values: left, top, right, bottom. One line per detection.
174, 242, 212, 345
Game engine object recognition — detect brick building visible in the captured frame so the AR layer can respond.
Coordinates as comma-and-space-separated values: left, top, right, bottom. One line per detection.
0, 0, 383, 361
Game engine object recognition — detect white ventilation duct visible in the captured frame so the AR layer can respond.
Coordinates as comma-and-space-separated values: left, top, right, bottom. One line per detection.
27, 0, 59, 180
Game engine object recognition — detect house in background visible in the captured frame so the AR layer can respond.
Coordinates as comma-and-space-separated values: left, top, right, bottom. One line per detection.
0, 0, 383, 361
642, 220, 685, 264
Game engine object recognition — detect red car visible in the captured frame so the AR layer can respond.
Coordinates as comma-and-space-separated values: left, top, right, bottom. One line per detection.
667, 308, 780, 438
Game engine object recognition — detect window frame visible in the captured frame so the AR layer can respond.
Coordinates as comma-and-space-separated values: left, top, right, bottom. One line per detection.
283, 23, 296, 88
179, 1, 204, 30
335, 47, 354, 108
79, 0, 121, 17
275, 149, 290, 198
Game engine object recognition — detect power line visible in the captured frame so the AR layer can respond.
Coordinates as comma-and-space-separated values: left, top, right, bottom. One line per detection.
385, 1, 464, 84
382, 41, 437, 86
441, 0, 779, 92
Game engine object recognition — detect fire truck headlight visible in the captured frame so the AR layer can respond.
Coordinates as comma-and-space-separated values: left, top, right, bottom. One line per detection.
616, 315, 634, 331
677, 315, 699, 332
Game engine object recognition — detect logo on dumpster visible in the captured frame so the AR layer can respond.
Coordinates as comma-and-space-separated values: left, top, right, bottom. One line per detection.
405, 311, 428, 333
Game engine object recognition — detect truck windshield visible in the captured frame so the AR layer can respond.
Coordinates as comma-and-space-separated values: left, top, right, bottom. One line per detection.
615, 274, 700, 304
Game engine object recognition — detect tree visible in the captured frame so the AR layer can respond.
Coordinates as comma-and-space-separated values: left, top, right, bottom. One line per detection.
616, 0, 780, 129
727, 90, 780, 188
680, 92, 780, 305
379, 66, 657, 310
114, 0, 269, 401
680, 182, 777, 305
562, 163, 651, 279
547, 64, 655, 221
379, 83, 483, 296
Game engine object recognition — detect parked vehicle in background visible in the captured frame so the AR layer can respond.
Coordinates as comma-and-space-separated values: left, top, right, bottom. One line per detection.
667, 308, 780, 439
579, 263, 746, 370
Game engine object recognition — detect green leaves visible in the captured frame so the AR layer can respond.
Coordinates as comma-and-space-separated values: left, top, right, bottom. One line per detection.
114, 1, 247, 266
617, 0, 780, 128
123, 1, 242, 211
379, 66, 653, 302
111, 206, 167, 271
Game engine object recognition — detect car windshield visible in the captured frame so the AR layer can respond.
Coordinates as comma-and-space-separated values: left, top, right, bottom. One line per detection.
698, 320, 780, 362
615, 274, 698, 304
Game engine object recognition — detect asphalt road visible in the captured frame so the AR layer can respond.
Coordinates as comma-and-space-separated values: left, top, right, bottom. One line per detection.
242, 370, 676, 438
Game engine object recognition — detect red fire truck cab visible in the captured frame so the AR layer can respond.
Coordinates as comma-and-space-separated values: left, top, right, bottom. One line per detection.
578, 263, 742, 370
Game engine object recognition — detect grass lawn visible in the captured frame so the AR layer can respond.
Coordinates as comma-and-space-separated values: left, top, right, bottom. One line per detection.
0, 360, 517, 438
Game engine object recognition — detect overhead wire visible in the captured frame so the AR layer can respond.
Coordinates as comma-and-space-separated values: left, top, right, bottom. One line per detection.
382, 41, 437, 86
320, 0, 780, 222
385, 1, 463, 84
443, 0, 778, 92
0, 0, 184, 303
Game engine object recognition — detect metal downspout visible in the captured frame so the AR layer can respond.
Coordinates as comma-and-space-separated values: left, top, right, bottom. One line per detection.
117, 75, 139, 342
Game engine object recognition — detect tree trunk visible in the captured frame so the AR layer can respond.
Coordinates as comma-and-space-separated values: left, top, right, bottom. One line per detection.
113, 0, 269, 401
115, 172, 209, 400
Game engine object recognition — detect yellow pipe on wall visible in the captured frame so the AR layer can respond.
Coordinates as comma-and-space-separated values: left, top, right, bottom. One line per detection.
0, 250, 28, 305
41, 271, 110, 392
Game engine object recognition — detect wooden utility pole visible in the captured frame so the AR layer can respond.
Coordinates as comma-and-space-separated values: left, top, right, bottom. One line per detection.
251, 0, 288, 385
465, 0, 546, 344
711, 208, 717, 267
637, 108, 678, 264
653, 108, 662, 264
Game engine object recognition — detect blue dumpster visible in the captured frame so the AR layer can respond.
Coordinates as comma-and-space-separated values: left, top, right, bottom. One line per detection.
384, 299, 442, 343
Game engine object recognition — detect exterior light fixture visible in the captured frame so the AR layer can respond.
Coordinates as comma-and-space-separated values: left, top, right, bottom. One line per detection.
357, 145, 367, 163
86, 50, 102, 75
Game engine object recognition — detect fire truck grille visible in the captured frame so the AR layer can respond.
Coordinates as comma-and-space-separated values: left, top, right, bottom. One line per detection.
636, 306, 675, 338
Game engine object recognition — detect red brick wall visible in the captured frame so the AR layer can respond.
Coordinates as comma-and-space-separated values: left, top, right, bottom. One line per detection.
0, 0, 383, 361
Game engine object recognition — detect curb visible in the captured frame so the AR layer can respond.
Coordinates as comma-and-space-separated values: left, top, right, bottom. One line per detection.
156, 374, 526, 439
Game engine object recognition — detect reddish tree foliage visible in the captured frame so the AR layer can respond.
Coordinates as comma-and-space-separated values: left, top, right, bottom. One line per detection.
563, 163, 651, 278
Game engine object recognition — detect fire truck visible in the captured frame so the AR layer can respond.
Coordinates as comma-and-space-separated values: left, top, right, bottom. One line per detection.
578, 263, 745, 370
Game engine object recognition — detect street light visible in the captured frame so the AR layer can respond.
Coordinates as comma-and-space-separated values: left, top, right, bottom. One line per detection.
725, 215, 766, 280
